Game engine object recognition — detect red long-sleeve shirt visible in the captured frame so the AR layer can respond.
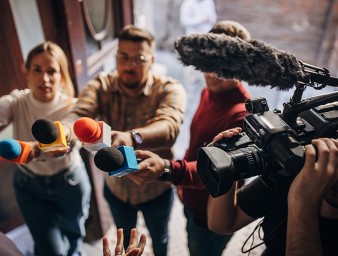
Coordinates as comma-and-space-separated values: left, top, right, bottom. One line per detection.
169, 84, 250, 226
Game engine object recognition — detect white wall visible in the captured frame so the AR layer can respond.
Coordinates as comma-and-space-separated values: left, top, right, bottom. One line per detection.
9, 0, 44, 59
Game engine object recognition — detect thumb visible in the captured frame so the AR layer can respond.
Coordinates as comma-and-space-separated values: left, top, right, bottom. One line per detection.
135, 150, 154, 160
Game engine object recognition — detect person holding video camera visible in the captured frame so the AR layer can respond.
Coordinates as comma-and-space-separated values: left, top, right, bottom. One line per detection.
207, 128, 338, 256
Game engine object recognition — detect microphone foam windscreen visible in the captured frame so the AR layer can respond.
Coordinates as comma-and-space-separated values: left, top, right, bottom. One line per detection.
31, 119, 59, 144
73, 117, 101, 143
0, 139, 22, 159
94, 147, 124, 172
174, 34, 308, 90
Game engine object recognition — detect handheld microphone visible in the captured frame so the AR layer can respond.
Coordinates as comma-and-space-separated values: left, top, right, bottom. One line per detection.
0, 139, 31, 164
73, 117, 111, 152
31, 119, 68, 152
94, 146, 138, 177
174, 34, 338, 90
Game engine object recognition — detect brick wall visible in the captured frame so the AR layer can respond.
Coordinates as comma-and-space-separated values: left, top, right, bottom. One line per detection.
155, 0, 338, 75
215, 0, 338, 74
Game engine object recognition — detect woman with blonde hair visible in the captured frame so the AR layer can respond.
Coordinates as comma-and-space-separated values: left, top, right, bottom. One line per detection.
0, 41, 91, 256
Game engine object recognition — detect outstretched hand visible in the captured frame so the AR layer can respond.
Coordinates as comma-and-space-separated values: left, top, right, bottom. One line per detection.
127, 150, 165, 185
103, 228, 146, 256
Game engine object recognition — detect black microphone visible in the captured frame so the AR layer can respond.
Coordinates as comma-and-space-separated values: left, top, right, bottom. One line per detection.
174, 34, 338, 90
31, 119, 68, 152
32, 119, 58, 144
94, 146, 138, 177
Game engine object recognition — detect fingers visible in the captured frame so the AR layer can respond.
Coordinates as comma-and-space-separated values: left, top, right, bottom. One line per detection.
45, 146, 70, 158
135, 150, 155, 159
211, 127, 242, 144
312, 138, 335, 164
289, 138, 338, 207
125, 229, 146, 256
115, 228, 124, 256
301, 138, 338, 190
138, 233, 147, 251
312, 138, 338, 181
128, 228, 139, 247
102, 236, 111, 256
302, 144, 316, 172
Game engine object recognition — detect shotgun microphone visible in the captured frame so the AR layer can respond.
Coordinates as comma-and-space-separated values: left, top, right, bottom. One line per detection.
174, 33, 338, 90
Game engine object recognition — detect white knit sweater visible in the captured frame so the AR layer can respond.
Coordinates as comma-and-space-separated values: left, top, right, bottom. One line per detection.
0, 89, 82, 176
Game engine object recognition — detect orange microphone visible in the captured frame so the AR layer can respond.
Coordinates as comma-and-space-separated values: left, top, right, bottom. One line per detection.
73, 117, 111, 152
31, 119, 68, 152
0, 139, 31, 164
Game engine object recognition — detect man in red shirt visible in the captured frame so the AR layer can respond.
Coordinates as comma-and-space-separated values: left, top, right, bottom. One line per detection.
128, 20, 252, 256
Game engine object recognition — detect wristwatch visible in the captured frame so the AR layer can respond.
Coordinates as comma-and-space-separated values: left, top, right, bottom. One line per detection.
159, 159, 172, 181
130, 130, 143, 148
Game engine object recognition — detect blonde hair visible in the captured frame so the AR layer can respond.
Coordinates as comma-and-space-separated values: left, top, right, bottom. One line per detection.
25, 41, 75, 98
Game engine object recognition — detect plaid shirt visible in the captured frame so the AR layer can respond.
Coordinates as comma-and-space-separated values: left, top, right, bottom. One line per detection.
65, 70, 186, 204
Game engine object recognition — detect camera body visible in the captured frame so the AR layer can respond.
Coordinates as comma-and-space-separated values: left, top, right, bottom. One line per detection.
197, 93, 338, 197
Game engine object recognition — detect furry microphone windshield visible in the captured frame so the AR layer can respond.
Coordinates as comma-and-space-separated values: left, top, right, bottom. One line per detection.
174, 33, 309, 91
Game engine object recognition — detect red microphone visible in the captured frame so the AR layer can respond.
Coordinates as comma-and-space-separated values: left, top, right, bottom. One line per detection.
73, 117, 111, 152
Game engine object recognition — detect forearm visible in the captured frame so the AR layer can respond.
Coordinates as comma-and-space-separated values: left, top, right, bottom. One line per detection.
136, 120, 178, 150
138, 82, 185, 150
207, 183, 238, 234
207, 182, 255, 234
286, 202, 323, 256
61, 84, 100, 141
169, 160, 205, 188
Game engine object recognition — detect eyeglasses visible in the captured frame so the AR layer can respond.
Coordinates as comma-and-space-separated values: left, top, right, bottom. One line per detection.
116, 53, 151, 67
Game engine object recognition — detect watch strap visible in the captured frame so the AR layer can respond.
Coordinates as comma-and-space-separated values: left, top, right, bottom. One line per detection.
159, 159, 172, 181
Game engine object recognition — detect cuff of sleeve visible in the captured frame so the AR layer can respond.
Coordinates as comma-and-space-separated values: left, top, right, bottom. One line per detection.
169, 160, 185, 184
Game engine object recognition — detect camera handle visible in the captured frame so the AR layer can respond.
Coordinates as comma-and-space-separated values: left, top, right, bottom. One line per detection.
282, 90, 338, 126
283, 61, 338, 124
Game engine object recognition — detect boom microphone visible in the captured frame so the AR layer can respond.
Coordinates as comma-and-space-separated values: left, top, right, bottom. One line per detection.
174, 34, 338, 90
94, 146, 138, 177
73, 117, 111, 152
0, 139, 31, 164
31, 119, 68, 152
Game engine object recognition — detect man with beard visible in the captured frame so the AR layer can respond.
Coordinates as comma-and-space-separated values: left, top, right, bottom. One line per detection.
63, 25, 186, 256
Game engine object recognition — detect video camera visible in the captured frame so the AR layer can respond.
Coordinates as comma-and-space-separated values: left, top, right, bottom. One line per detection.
197, 62, 338, 197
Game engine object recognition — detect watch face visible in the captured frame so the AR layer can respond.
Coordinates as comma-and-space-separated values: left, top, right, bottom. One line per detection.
159, 170, 171, 181
131, 131, 143, 147
134, 132, 143, 144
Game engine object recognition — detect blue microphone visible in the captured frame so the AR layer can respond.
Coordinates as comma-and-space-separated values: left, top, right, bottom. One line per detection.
94, 146, 138, 177
0, 139, 31, 164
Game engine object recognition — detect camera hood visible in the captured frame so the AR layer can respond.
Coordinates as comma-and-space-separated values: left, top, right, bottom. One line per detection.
197, 147, 236, 197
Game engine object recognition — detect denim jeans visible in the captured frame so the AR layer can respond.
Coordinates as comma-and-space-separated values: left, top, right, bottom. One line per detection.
13, 164, 91, 256
104, 184, 174, 256
184, 206, 233, 256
